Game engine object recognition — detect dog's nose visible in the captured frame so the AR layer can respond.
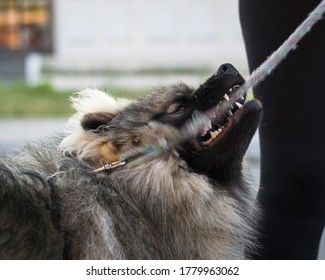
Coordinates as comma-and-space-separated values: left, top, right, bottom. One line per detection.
215, 63, 238, 77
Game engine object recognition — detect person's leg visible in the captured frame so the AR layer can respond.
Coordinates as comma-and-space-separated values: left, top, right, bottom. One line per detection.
240, 0, 325, 259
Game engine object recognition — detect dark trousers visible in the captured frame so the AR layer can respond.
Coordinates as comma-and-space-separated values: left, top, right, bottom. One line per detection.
239, 0, 325, 259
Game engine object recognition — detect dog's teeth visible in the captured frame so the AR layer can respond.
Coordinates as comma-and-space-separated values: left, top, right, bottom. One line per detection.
223, 94, 230, 101
228, 111, 233, 116
210, 131, 217, 139
211, 129, 222, 140
229, 88, 233, 93
204, 128, 224, 144
202, 139, 212, 146
235, 102, 243, 108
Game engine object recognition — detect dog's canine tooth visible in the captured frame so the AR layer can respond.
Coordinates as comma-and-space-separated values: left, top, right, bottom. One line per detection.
235, 102, 243, 108
223, 94, 230, 101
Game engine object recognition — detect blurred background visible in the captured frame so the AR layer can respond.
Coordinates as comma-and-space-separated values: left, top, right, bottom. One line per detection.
0, 0, 247, 116
0, 0, 246, 89
0, 0, 324, 259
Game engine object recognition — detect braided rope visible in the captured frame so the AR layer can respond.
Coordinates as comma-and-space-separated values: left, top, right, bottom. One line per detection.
119, 0, 325, 168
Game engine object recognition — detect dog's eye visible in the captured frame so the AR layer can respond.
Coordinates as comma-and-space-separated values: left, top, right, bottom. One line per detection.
166, 103, 185, 114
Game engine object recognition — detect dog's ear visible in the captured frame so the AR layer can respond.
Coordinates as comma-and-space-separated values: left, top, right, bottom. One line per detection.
81, 112, 121, 162
81, 112, 115, 134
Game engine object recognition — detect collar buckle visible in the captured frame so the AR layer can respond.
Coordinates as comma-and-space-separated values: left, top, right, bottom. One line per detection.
93, 160, 127, 173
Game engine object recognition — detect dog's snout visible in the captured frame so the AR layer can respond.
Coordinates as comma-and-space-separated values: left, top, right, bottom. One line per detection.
215, 63, 238, 77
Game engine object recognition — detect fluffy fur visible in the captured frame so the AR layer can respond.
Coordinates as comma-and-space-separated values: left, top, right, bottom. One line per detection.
0, 64, 262, 259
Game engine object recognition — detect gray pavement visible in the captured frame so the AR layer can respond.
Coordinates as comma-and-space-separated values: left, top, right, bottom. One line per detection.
0, 118, 324, 259
0, 118, 66, 153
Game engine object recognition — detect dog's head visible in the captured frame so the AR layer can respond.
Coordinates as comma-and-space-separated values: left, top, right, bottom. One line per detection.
177, 63, 262, 183
61, 64, 262, 183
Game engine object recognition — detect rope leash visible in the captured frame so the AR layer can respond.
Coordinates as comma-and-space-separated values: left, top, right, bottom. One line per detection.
95, 0, 325, 172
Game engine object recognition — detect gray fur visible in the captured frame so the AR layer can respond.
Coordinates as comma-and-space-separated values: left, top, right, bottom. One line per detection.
0, 83, 260, 260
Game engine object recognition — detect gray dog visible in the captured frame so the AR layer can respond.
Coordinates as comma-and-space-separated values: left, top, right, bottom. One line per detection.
0, 64, 262, 259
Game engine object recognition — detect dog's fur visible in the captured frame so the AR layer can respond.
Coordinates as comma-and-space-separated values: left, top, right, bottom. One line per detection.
0, 64, 262, 259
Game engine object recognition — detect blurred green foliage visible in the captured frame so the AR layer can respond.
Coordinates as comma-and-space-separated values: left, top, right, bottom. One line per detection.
0, 82, 144, 118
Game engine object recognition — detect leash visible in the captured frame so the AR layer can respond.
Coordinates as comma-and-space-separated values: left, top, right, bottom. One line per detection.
95, 0, 325, 173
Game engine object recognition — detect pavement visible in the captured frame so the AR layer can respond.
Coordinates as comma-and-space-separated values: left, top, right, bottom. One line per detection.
0, 118, 324, 259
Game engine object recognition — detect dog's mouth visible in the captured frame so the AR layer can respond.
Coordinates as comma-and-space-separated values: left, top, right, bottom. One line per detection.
178, 63, 262, 181
194, 84, 247, 148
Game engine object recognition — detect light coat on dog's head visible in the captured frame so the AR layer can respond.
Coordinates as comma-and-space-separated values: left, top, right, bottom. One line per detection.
59, 84, 191, 166
59, 88, 132, 163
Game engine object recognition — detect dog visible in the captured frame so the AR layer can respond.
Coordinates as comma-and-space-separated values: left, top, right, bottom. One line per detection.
0, 63, 262, 259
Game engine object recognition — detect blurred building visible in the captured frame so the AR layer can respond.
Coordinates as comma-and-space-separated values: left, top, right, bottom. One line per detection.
0, 0, 51, 80
0, 0, 51, 51
0, 0, 247, 83
51, 0, 246, 71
